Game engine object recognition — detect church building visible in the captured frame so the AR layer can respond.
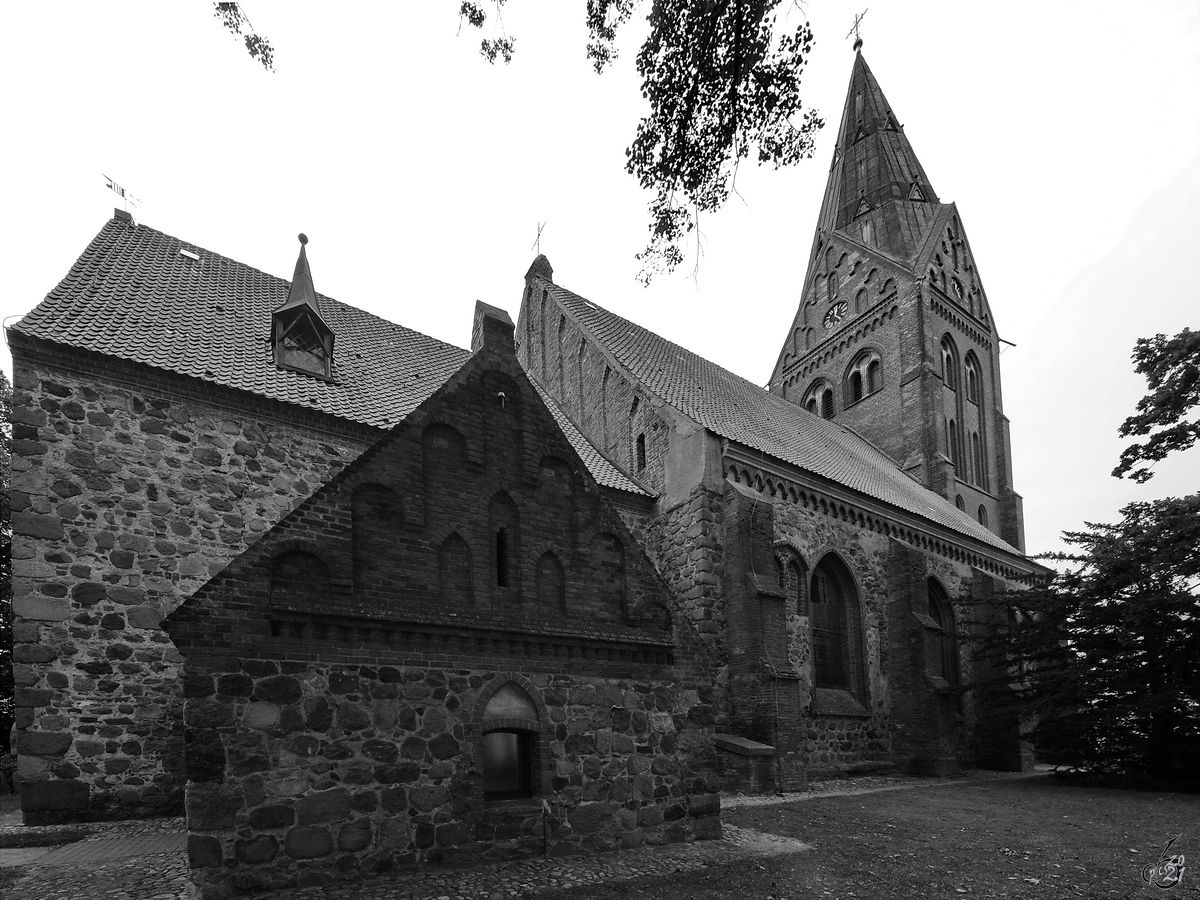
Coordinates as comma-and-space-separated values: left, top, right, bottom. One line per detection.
8, 49, 1041, 895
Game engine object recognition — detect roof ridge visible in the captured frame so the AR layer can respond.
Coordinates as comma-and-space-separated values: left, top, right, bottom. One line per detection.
543, 280, 1022, 557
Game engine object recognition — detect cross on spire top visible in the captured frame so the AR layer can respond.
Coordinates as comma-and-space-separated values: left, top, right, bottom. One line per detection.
846, 8, 868, 52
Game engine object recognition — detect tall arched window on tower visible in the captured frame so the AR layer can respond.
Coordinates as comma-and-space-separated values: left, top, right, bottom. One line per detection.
964, 353, 981, 404
941, 337, 959, 390
810, 555, 865, 701
844, 349, 883, 404
971, 431, 984, 487
803, 380, 836, 420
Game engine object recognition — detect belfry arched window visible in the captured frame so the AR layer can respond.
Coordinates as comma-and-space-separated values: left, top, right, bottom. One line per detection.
803, 380, 837, 420
845, 349, 883, 405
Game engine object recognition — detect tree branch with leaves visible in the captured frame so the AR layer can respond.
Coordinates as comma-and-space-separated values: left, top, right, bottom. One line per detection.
216, 1, 824, 283
1112, 327, 1199, 483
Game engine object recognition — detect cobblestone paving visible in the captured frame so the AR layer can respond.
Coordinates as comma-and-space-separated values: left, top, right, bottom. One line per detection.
0, 821, 806, 900
1, 773, 1030, 899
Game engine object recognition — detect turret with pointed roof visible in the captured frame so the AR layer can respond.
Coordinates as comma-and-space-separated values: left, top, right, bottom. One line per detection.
770, 48, 1026, 552
273, 233, 335, 379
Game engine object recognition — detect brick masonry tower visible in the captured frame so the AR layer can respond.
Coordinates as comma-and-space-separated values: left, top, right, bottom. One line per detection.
769, 46, 1025, 552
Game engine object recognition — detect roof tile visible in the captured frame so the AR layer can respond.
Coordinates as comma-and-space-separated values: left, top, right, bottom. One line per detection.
547, 283, 1021, 554
12, 215, 648, 497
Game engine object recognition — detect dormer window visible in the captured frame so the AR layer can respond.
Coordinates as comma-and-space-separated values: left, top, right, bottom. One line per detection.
273, 233, 334, 380
275, 310, 331, 377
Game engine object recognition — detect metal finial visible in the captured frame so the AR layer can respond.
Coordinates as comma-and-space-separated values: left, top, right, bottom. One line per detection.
298, 233, 308, 245
847, 9, 868, 51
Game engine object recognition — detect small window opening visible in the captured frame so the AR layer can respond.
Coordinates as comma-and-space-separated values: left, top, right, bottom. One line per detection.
483, 730, 532, 799
821, 388, 835, 419
850, 371, 864, 403
636, 433, 646, 471
978, 505, 989, 527
495, 528, 508, 587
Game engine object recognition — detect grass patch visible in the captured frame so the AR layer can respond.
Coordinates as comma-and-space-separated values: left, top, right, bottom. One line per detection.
541, 775, 1197, 899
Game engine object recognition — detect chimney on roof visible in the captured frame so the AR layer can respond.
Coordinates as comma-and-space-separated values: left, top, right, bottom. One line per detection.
524, 254, 553, 283
471, 301, 515, 355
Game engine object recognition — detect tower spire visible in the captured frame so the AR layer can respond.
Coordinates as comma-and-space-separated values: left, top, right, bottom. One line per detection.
812, 52, 939, 264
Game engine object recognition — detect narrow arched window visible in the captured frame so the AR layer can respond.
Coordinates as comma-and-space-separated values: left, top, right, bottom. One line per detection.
867, 359, 881, 393
948, 419, 959, 467
978, 505, 989, 527
636, 433, 646, 471
776, 552, 806, 615
972, 432, 983, 486
927, 579, 960, 686
827, 272, 839, 301
964, 354, 981, 404
955, 494, 966, 511
850, 371, 864, 403
488, 493, 519, 600
941, 337, 959, 390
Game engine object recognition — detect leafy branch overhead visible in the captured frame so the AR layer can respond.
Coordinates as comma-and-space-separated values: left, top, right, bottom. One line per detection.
214, 2, 822, 281
459, 1, 826, 282
1112, 327, 1200, 482
213, 2, 275, 72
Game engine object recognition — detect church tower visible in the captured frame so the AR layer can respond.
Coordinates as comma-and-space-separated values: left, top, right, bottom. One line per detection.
769, 46, 1025, 551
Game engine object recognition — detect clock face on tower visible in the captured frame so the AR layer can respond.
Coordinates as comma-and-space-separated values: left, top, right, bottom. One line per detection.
823, 301, 848, 330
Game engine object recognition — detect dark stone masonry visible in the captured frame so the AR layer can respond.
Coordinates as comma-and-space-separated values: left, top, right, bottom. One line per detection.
8, 48, 1045, 898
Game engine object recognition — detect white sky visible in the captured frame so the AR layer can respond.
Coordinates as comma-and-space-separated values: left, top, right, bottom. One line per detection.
3, 1, 1198, 557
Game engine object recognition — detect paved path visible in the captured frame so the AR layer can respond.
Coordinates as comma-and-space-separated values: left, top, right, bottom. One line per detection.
0, 821, 805, 900
0, 772, 1035, 899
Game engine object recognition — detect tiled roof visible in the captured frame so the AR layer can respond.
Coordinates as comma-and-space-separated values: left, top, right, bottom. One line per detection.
11, 214, 648, 496
547, 283, 1022, 555
531, 380, 652, 497
13, 215, 466, 428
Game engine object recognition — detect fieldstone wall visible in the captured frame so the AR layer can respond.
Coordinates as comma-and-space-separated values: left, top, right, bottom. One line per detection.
177, 662, 719, 898
645, 487, 725, 650
9, 344, 375, 822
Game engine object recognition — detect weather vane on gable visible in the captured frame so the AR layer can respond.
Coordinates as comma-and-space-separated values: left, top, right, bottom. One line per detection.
847, 9, 868, 52
103, 174, 140, 212
531, 220, 547, 255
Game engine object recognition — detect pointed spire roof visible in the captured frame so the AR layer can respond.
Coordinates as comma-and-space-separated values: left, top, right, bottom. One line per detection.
812, 51, 940, 265
275, 233, 328, 321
